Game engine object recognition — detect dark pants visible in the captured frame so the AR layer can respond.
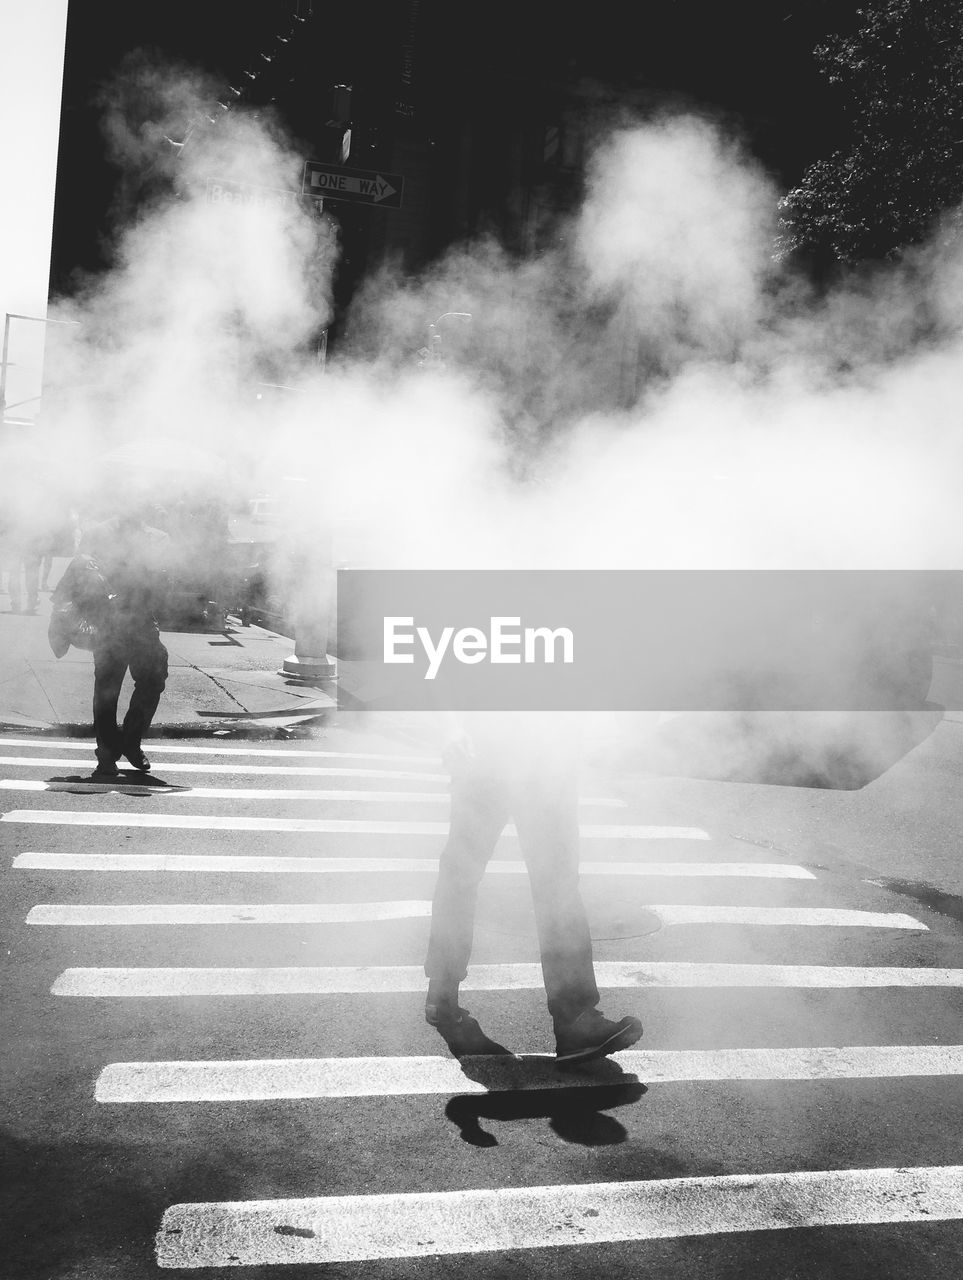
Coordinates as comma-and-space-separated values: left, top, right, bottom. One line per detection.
424, 764, 600, 1025
93, 624, 168, 761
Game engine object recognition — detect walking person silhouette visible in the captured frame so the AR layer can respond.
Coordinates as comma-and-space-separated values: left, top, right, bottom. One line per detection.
78, 504, 171, 777
424, 711, 643, 1066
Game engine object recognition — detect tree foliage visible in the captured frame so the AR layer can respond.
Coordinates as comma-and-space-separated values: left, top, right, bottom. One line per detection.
778, 0, 963, 265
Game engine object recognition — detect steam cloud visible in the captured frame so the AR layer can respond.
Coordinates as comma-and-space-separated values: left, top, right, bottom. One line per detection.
37, 73, 963, 569
19, 65, 963, 782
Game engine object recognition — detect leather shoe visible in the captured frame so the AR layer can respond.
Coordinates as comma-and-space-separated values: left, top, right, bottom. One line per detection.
554, 1008, 643, 1067
122, 748, 151, 772
425, 1001, 512, 1058
93, 747, 120, 778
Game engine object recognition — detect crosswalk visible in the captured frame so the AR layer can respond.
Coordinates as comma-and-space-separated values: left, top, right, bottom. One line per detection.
3, 730, 962, 1274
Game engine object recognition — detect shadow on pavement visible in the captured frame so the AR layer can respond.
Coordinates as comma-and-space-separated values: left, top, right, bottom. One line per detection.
445, 1055, 646, 1148
45, 773, 184, 794
0, 1129, 163, 1278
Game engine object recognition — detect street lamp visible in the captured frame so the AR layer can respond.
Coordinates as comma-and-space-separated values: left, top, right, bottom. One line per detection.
427, 311, 472, 366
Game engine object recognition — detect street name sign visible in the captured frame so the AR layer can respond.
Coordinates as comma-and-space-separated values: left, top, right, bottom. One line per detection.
301, 161, 404, 209
206, 178, 301, 211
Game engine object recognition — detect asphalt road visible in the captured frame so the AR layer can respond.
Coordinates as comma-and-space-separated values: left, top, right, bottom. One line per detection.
1, 712, 962, 1279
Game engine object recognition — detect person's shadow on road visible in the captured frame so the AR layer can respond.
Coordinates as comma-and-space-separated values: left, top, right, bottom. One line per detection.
445, 1054, 646, 1148
46, 773, 184, 794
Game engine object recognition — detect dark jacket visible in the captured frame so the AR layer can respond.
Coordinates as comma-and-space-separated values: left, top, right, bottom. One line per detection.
79, 517, 171, 629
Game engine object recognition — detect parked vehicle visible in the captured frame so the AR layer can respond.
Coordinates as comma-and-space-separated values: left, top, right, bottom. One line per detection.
155, 499, 231, 632
223, 494, 291, 633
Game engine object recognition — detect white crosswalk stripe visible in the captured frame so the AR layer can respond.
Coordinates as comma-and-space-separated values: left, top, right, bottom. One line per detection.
50, 962, 963, 997
96, 1044, 963, 1102
13, 852, 814, 877
5, 731, 959, 1271
0, 755, 448, 780
27, 902, 925, 929
155, 1166, 963, 1267
28, 901, 434, 925
642, 904, 927, 928
2, 809, 711, 838
0, 736, 437, 762
0, 778, 626, 806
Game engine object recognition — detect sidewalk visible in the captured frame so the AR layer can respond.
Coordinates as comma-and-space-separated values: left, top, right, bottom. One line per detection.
0, 569, 336, 736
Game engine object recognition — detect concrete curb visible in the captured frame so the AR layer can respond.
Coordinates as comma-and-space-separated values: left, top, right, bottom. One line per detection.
0, 705, 337, 741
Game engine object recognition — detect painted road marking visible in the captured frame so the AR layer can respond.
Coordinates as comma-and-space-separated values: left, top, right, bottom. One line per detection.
28, 903, 923, 930
155, 1165, 963, 1266
0, 757, 447, 781
14, 853, 812, 878
2, 811, 710, 839
51, 962, 963, 997
97, 1045, 963, 1102
0, 737, 436, 762
28, 902, 433, 926
0, 779, 624, 807
651, 906, 926, 929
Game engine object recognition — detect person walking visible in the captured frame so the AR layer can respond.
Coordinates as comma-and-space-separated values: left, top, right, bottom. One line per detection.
424, 712, 643, 1066
78, 505, 171, 777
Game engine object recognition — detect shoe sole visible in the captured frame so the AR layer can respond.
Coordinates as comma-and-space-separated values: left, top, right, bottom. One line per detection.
555, 1020, 643, 1068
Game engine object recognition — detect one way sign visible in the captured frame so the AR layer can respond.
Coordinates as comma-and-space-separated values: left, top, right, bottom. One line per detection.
301, 161, 404, 208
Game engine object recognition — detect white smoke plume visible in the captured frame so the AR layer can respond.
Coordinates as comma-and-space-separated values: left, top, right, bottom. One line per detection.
21, 61, 963, 787
42, 62, 333, 510
576, 115, 777, 360
37, 64, 963, 556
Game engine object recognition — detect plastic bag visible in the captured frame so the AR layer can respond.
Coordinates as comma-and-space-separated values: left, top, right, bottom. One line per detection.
46, 553, 112, 659
47, 599, 98, 658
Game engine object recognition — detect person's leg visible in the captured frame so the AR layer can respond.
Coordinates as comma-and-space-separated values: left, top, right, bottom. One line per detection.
511, 765, 600, 1025
23, 554, 41, 612
92, 638, 128, 773
512, 763, 643, 1065
424, 773, 508, 1001
121, 626, 169, 768
6, 555, 21, 612
423, 771, 513, 1056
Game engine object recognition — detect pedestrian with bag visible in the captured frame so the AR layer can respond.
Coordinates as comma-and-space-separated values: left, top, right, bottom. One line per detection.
74, 505, 171, 777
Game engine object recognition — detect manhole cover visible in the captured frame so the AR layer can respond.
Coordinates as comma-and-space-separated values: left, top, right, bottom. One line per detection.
476, 892, 662, 941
